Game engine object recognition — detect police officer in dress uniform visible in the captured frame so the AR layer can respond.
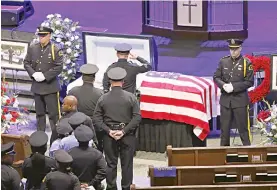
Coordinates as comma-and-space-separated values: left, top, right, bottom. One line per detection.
49, 119, 73, 158
68, 125, 106, 190
213, 39, 254, 146
94, 67, 141, 190
102, 43, 152, 94
23, 131, 57, 190
44, 150, 81, 190
1, 142, 21, 190
24, 26, 63, 145
68, 64, 104, 152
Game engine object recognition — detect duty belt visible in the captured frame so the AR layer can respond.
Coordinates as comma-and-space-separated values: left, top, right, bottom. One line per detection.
109, 123, 127, 130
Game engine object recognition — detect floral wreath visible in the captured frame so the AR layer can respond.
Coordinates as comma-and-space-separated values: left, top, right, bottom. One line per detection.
246, 55, 271, 103
32, 13, 83, 86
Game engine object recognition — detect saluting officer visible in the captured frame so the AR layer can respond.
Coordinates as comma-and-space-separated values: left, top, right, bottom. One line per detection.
24, 26, 63, 145
23, 131, 57, 190
213, 39, 254, 146
68, 125, 106, 190
68, 64, 104, 152
1, 142, 21, 190
102, 43, 152, 94
94, 67, 141, 190
44, 150, 81, 190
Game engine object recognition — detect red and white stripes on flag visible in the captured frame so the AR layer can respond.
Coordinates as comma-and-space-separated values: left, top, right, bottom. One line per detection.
138, 71, 220, 141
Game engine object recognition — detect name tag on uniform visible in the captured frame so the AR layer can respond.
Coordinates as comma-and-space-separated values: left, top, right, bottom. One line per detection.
224, 68, 228, 70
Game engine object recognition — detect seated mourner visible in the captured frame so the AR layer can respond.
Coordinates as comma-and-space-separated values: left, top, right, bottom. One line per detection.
62, 112, 97, 151
49, 118, 73, 157
69, 125, 106, 190
44, 149, 81, 190
23, 131, 57, 190
1, 142, 22, 190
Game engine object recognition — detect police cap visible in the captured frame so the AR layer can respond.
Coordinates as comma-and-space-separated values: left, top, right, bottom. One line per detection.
37, 26, 53, 35
227, 39, 243, 48
68, 112, 87, 129
54, 149, 73, 163
80, 64, 99, 75
107, 67, 127, 81
56, 118, 73, 135
29, 131, 48, 148
1, 142, 15, 156
74, 124, 94, 142
114, 43, 132, 53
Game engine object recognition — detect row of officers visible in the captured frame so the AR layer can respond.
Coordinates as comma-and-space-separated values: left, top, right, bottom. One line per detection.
2, 66, 144, 190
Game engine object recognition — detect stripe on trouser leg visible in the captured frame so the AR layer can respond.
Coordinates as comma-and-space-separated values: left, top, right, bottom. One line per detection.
57, 92, 61, 119
247, 106, 252, 142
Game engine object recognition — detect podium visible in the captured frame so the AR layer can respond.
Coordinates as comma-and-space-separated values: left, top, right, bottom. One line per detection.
142, 1, 248, 40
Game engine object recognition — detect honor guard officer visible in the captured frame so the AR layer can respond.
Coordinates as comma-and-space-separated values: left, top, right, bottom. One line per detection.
69, 125, 106, 190
94, 67, 141, 190
1, 142, 22, 190
24, 26, 63, 145
103, 43, 152, 94
44, 150, 81, 190
68, 64, 104, 152
23, 131, 57, 190
213, 39, 254, 146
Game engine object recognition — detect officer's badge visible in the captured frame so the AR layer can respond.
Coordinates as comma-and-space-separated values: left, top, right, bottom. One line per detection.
231, 39, 235, 44
58, 51, 63, 57
40, 26, 44, 31
36, 60, 39, 63
248, 65, 253, 70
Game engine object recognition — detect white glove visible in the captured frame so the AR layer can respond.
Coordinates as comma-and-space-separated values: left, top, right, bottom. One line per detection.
223, 83, 234, 93
32, 72, 45, 82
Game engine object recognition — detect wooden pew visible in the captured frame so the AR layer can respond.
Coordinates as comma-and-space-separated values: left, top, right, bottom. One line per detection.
148, 164, 277, 186
167, 145, 277, 166
1, 134, 32, 177
130, 184, 277, 190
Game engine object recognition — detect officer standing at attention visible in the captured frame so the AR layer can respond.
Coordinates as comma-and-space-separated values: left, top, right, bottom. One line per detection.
24, 26, 63, 145
68, 64, 104, 152
102, 43, 152, 94
22, 131, 57, 189
1, 142, 21, 190
44, 150, 81, 190
94, 67, 141, 190
213, 39, 254, 146
69, 125, 106, 190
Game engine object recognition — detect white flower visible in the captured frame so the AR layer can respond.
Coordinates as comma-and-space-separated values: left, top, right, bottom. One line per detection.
274, 133, 277, 138
272, 125, 277, 130
13, 99, 19, 108
55, 20, 61, 25
74, 36, 79, 40
70, 36, 75, 41
71, 27, 76, 32
63, 65, 67, 69
41, 22, 46, 27
74, 53, 79, 57
55, 14, 61, 18
268, 132, 274, 137
66, 48, 72, 54
5, 113, 12, 121
265, 117, 272, 122
75, 45, 80, 49
46, 14, 54, 19
66, 59, 71, 64
44, 23, 50, 27
68, 69, 73, 74
71, 63, 76, 67
56, 38, 61, 43
66, 33, 71, 37
65, 41, 72, 46
64, 18, 70, 22
54, 30, 60, 34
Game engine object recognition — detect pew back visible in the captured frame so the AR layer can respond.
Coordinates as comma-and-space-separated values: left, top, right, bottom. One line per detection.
167, 145, 277, 166
131, 184, 277, 190
149, 164, 277, 186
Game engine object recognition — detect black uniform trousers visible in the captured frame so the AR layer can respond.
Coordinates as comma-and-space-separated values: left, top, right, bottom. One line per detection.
96, 130, 105, 153
34, 92, 60, 145
103, 134, 136, 190
220, 105, 251, 146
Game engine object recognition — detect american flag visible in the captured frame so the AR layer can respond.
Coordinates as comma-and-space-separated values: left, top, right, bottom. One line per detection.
138, 71, 220, 141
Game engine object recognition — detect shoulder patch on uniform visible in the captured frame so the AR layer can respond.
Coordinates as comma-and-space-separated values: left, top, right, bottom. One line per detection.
58, 50, 63, 56
248, 64, 253, 70
221, 55, 230, 60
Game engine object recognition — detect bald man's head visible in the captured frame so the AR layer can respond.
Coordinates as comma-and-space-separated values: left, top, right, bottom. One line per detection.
62, 95, 78, 112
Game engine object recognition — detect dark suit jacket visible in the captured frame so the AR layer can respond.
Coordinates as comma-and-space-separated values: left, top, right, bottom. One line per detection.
24, 42, 63, 95
213, 55, 254, 108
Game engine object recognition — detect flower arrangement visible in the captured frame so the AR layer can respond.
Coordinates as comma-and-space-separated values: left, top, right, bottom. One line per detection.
254, 99, 277, 145
1, 81, 29, 133
245, 55, 271, 103
32, 13, 83, 86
